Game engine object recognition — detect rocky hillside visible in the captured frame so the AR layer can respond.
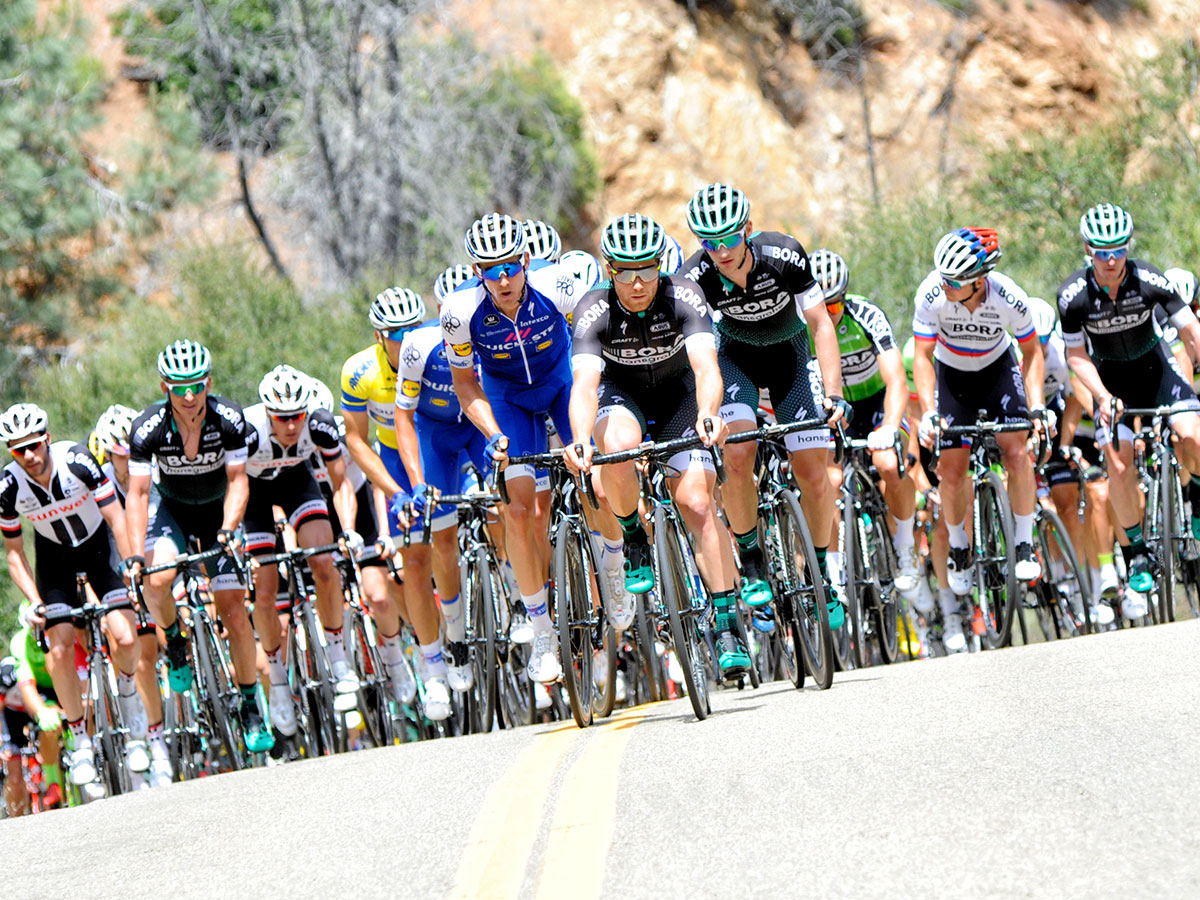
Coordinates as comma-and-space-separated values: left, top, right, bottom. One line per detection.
72, 0, 1200, 259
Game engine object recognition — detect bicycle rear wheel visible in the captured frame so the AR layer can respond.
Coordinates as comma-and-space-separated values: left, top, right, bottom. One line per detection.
465, 546, 499, 733
193, 617, 244, 771
977, 470, 1018, 651
836, 493, 862, 671
91, 660, 129, 796
1155, 458, 1178, 623
554, 517, 595, 728
1036, 508, 1092, 637
860, 488, 901, 665
771, 488, 833, 689
654, 505, 710, 720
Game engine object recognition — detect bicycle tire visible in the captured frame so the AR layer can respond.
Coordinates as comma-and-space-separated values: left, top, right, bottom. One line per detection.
1157, 458, 1178, 624
465, 546, 499, 733
977, 470, 1018, 651
858, 477, 901, 665
91, 660, 128, 796
1038, 508, 1093, 637
350, 605, 395, 748
304, 601, 345, 752
654, 505, 709, 720
772, 488, 834, 689
634, 592, 665, 702
734, 603, 761, 689
553, 517, 594, 728
838, 488, 866, 670
192, 617, 244, 772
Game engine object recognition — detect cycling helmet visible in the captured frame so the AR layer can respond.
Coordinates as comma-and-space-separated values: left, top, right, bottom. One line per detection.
1026, 296, 1056, 342
601, 214, 666, 265
157, 339, 212, 382
0, 403, 49, 443
94, 404, 137, 453
1165, 267, 1198, 306
933, 227, 1002, 281
308, 377, 335, 414
1079, 203, 1133, 248
464, 213, 527, 264
811, 249, 850, 301
660, 234, 684, 275
560, 249, 601, 292
258, 365, 313, 413
522, 219, 562, 262
369, 287, 425, 331
433, 264, 474, 304
686, 182, 750, 239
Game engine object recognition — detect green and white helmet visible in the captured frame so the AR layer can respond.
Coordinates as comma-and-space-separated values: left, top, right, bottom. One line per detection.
601, 214, 666, 265
1079, 203, 1133, 248
811, 249, 849, 301
1165, 267, 1198, 306
157, 339, 212, 382
686, 183, 750, 239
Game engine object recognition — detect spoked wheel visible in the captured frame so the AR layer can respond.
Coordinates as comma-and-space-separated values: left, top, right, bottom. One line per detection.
464, 547, 499, 733
1154, 459, 1178, 624
349, 608, 395, 748
591, 620, 619, 719
1036, 508, 1093, 638
976, 470, 1019, 651
633, 595, 665, 702
91, 662, 129, 797
769, 488, 833, 689
287, 624, 325, 758
194, 619, 245, 771
164, 677, 202, 780
856, 481, 901, 665
733, 603, 761, 689
654, 506, 710, 720
838, 494, 865, 670
554, 517, 595, 728
302, 604, 343, 753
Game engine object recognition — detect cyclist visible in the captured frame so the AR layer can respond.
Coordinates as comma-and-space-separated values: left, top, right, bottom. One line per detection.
1058, 203, 1200, 606
242, 365, 362, 738
341, 288, 454, 720
681, 183, 848, 626
0, 403, 151, 787
560, 250, 601, 295
2, 614, 64, 814
523, 219, 562, 266
563, 214, 742, 672
661, 234, 684, 275
125, 340, 273, 753
810, 249, 919, 593
441, 212, 582, 683
912, 228, 1045, 649
434, 264, 475, 305
90, 403, 174, 784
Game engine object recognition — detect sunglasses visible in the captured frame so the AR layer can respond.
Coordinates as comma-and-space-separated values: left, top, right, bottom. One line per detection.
8, 435, 48, 455
270, 411, 307, 423
700, 232, 745, 252
108, 443, 130, 457
942, 276, 977, 290
1088, 245, 1128, 261
382, 327, 413, 342
478, 261, 524, 281
825, 298, 845, 315
167, 379, 207, 396
609, 264, 660, 284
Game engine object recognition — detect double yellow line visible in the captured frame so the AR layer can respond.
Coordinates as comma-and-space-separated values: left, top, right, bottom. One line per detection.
449, 704, 654, 900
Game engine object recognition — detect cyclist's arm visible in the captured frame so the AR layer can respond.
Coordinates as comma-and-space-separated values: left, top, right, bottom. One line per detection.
324, 451, 347, 497
688, 343, 724, 422
333, 471, 357, 532
568, 366, 602, 446
1179, 318, 1200, 375
878, 347, 908, 431
17, 677, 50, 720
913, 337, 937, 417
125, 472, 152, 558
450, 365, 504, 442
1060, 393, 1084, 447
3, 534, 41, 607
393, 406, 425, 487
98, 497, 133, 561
342, 408, 403, 497
222, 462, 250, 532
804, 303, 842, 398
1064, 345, 1112, 409
1018, 334, 1045, 409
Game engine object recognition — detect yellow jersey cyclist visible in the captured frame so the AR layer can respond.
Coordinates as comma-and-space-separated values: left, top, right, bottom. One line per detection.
341, 287, 457, 721
809, 249, 920, 594
0, 403, 152, 786
681, 183, 848, 628
1057, 203, 1200, 602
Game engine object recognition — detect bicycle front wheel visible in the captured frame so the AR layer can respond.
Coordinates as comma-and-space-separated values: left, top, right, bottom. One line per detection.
193, 618, 244, 771
1037, 507, 1093, 637
771, 488, 834, 689
977, 470, 1018, 651
654, 505, 710, 720
554, 517, 595, 728
1155, 458, 1178, 623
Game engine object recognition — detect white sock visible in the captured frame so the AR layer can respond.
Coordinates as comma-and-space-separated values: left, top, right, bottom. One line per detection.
892, 515, 916, 552
265, 647, 287, 685
947, 519, 969, 550
324, 627, 347, 665
117, 670, 137, 698
938, 586, 959, 619
379, 632, 404, 669
1014, 512, 1034, 545
522, 585, 554, 634
421, 640, 448, 678
827, 549, 843, 571
600, 537, 624, 574
440, 593, 466, 643
1090, 566, 1102, 593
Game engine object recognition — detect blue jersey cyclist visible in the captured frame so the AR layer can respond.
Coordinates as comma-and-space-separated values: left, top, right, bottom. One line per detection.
440, 213, 583, 685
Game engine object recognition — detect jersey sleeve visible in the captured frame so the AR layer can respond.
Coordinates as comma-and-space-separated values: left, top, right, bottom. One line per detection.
0, 470, 21, 538
912, 272, 942, 342
396, 331, 427, 411
1141, 264, 1195, 328
570, 290, 608, 373
853, 299, 897, 354
1056, 274, 1088, 349
440, 291, 477, 370
996, 275, 1037, 343
308, 409, 343, 457
340, 351, 371, 414
530, 263, 584, 318
128, 406, 160, 478
65, 444, 116, 507
672, 278, 716, 352
215, 399, 249, 466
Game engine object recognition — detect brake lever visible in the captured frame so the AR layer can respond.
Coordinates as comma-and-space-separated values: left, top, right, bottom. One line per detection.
704, 419, 727, 486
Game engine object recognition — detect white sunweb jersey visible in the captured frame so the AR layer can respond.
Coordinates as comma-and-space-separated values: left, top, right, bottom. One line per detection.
911, 269, 1037, 371
0, 442, 117, 546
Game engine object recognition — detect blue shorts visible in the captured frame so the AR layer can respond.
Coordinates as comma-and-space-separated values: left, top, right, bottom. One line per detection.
416, 413, 491, 531
483, 369, 572, 483
378, 443, 414, 538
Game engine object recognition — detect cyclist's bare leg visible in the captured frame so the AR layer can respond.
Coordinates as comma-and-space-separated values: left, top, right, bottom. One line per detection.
136, 629, 163, 726
360, 565, 401, 636
296, 518, 343, 634
931, 514, 950, 588
595, 413, 643, 523
3, 751, 28, 816
1050, 482, 1086, 566
103, 608, 141, 681
398, 544, 441, 645
430, 525, 461, 604
997, 431, 1036, 517
1085, 479, 1114, 568
873, 447, 916, 524
44, 622, 85, 722
720, 419, 758, 536
790, 446, 836, 545
935, 447, 971, 533
503, 474, 549, 598
670, 466, 736, 593
825, 458, 844, 548
1102, 438, 1141, 531
142, 536, 183, 631
212, 589, 258, 683
250, 563, 283, 654
1170, 412, 1200, 476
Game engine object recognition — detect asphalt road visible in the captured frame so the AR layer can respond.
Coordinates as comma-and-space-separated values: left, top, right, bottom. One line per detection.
5, 620, 1199, 899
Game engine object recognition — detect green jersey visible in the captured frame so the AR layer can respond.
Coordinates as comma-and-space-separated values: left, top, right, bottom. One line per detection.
811, 294, 898, 402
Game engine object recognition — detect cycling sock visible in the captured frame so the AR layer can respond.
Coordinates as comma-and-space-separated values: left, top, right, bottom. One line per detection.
238, 683, 258, 712
892, 515, 916, 551
1124, 523, 1146, 553
712, 589, 736, 631
617, 510, 645, 542
947, 519, 969, 550
164, 620, 183, 642
937, 586, 958, 618
814, 545, 828, 578
148, 722, 168, 758
734, 528, 760, 554
67, 717, 89, 749
43, 761, 62, 787
265, 647, 287, 685
600, 537, 624, 574
1090, 566, 1102, 590
522, 584, 554, 634
117, 670, 137, 697
440, 593, 467, 643
324, 627, 347, 664
379, 632, 404, 669
421, 640, 449, 677
1014, 512, 1034, 546
1098, 552, 1115, 566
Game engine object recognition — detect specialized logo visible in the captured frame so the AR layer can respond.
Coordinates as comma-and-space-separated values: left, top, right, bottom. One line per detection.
400, 380, 421, 398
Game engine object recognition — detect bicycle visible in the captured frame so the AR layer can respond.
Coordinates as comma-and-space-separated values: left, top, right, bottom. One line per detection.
931, 411, 1033, 651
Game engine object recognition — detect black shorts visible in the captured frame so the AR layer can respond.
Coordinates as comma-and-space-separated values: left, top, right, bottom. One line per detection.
1097, 339, 1195, 411
320, 481, 386, 569
146, 497, 244, 591
34, 530, 130, 629
935, 349, 1029, 447
596, 372, 717, 476
1041, 392, 1076, 489
3, 706, 33, 753
244, 467, 330, 557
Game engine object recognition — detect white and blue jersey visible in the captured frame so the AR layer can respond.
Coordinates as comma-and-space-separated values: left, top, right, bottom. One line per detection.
397, 322, 463, 424
912, 269, 1037, 372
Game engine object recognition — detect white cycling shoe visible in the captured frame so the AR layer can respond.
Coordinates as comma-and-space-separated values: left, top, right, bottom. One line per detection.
269, 683, 298, 737
893, 546, 921, 594
1122, 590, 1149, 620
446, 640, 474, 692
423, 677, 452, 722
603, 569, 636, 632
942, 613, 968, 654
125, 739, 151, 774
526, 630, 562, 684
119, 691, 149, 742
388, 656, 418, 705
69, 744, 98, 787
330, 659, 360, 712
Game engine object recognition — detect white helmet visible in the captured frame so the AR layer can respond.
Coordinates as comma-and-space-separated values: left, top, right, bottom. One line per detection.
660, 234, 684, 275
94, 404, 137, 453
434, 265, 473, 304
810, 249, 849, 301
1165, 267, 1198, 307
464, 213, 527, 264
369, 287, 425, 331
258, 365, 312, 413
934, 227, 1002, 281
1026, 296, 1056, 340
522, 219, 562, 262
1079, 203, 1133, 248
157, 339, 212, 382
559, 250, 601, 293
308, 377, 334, 414
0, 403, 49, 444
